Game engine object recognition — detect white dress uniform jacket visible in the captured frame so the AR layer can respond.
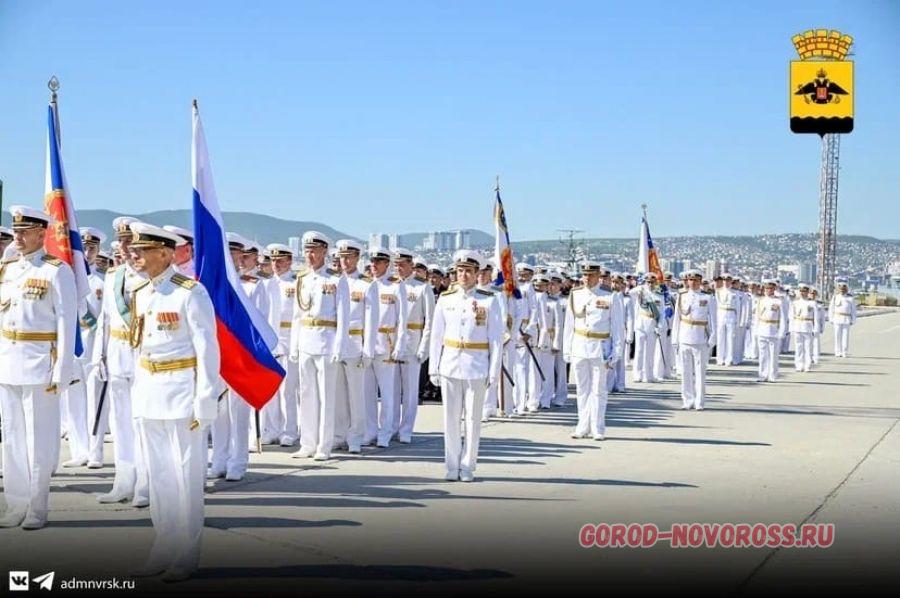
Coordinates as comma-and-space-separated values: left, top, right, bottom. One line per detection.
0, 250, 76, 386
290, 266, 350, 359
130, 267, 220, 421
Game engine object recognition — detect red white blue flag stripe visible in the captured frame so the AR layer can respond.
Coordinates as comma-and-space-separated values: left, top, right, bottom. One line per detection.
44, 100, 90, 357
492, 188, 520, 299
191, 103, 283, 408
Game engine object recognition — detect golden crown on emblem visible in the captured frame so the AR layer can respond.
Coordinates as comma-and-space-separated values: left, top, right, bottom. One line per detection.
792, 29, 853, 61
13, 212, 24, 223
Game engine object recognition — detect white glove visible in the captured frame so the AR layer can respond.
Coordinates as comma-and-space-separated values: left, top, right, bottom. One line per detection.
563, 354, 571, 364
707, 338, 716, 349
96, 360, 108, 382
416, 349, 428, 363
196, 418, 215, 430
329, 353, 341, 364
430, 375, 441, 387
627, 331, 635, 343
359, 356, 372, 369
391, 349, 403, 362
289, 352, 299, 363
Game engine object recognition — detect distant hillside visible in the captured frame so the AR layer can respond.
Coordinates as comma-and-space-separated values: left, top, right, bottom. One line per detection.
1, 209, 358, 246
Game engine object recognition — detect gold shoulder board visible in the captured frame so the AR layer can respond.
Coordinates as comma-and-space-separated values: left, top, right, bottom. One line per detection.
42, 254, 63, 266
476, 289, 494, 296
256, 270, 273, 279
171, 273, 198, 290
134, 279, 151, 292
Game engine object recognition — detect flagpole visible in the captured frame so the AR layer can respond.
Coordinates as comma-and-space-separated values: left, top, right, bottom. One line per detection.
48, 76, 61, 146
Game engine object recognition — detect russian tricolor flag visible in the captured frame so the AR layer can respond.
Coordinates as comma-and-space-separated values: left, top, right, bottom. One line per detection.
44, 91, 90, 357
191, 101, 284, 409
492, 185, 521, 299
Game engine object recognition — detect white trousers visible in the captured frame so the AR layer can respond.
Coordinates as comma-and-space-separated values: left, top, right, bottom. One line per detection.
0, 384, 60, 521
107, 376, 149, 501
716, 321, 737, 365
514, 346, 539, 413
441, 378, 486, 474
833, 323, 851, 357
484, 345, 516, 417
393, 358, 422, 441
553, 352, 568, 404
758, 336, 781, 382
334, 359, 366, 451
734, 324, 745, 364
633, 328, 658, 382
572, 357, 608, 436
364, 357, 398, 446
655, 332, 674, 379
210, 390, 250, 476
745, 328, 759, 360
262, 354, 298, 443
612, 350, 627, 391
536, 349, 555, 409
140, 418, 205, 575
812, 334, 821, 363
298, 353, 337, 456
85, 364, 109, 463
62, 369, 90, 462
793, 332, 814, 371
679, 344, 709, 409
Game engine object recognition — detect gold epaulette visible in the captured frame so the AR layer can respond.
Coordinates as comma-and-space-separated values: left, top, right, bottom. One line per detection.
41, 254, 63, 266
360, 274, 373, 282
241, 274, 259, 283
134, 279, 151, 292
388, 275, 400, 283
171, 273, 198, 290
106, 265, 120, 273
441, 287, 458, 297
326, 268, 339, 276
297, 269, 310, 278
476, 288, 494, 296
256, 270, 273, 279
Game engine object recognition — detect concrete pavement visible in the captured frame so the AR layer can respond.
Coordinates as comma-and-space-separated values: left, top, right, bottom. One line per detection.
2, 310, 898, 594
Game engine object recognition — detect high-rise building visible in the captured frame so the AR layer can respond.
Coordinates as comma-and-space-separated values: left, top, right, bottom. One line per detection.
387, 233, 402, 250
369, 233, 389, 250
288, 236, 301, 260
704, 259, 718, 281
718, 259, 729, 276
798, 262, 817, 284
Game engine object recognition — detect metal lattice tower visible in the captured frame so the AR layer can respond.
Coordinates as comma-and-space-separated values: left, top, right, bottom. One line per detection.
558, 229, 584, 274
817, 133, 840, 299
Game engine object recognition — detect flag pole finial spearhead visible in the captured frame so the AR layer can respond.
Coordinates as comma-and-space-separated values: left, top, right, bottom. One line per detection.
47, 76, 60, 102
192, 98, 199, 109
495, 175, 500, 192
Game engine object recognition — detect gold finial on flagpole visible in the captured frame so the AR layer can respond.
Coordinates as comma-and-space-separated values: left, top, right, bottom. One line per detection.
48, 76, 60, 103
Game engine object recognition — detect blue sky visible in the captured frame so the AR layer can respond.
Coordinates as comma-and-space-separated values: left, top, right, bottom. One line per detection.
1, 1, 898, 240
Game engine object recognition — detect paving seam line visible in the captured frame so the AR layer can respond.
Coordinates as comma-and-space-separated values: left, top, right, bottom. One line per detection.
737, 416, 900, 592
